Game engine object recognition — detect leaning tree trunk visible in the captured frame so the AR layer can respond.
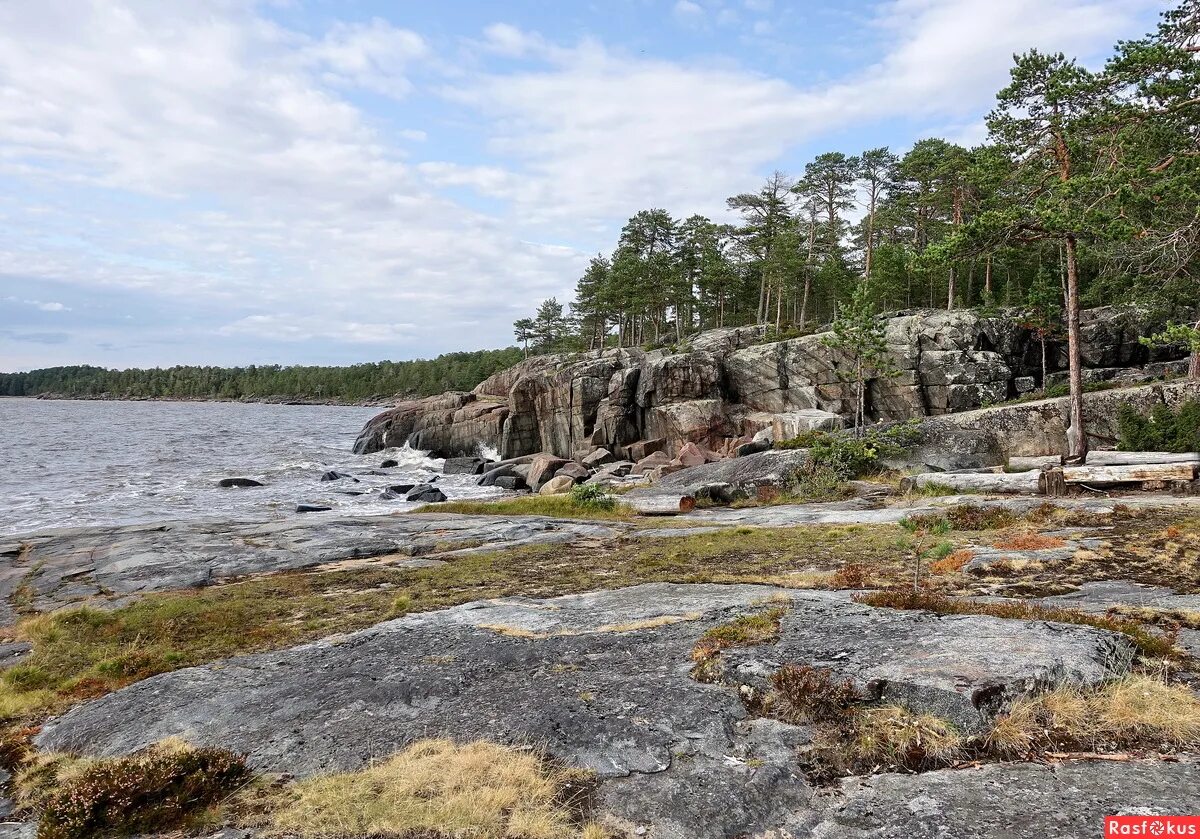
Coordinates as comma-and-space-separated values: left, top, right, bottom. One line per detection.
1063, 235, 1087, 460
1191, 317, 1200, 380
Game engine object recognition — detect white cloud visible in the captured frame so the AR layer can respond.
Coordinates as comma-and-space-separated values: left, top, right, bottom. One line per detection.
674, 1, 705, 20
0, 0, 1156, 365
444, 0, 1150, 228
303, 18, 428, 99
2, 297, 70, 312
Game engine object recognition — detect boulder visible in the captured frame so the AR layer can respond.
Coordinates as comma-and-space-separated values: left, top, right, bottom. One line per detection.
217, 478, 263, 488
736, 438, 772, 457
555, 462, 591, 482
477, 465, 521, 487
379, 459, 399, 468
647, 448, 812, 497
319, 470, 355, 482
493, 476, 529, 492
624, 438, 667, 462
632, 450, 673, 475
405, 485, 447, 503
295, 504, 331, 513
580, 448, 617, 469
527, 454, 570, 490
538, 475, 576, 495
442, 456, 490, 476
770, 409, 843, 441
676, 442, 709, 468
594, 460, 634, 479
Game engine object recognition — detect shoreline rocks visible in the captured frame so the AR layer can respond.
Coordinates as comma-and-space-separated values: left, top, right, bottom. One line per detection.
353, 306, 1189, 463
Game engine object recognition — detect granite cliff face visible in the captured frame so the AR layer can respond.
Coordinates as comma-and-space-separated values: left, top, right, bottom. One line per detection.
354, 306, 1187, 460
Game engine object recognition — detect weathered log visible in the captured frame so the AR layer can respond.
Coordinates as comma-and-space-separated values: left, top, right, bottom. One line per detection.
901, 470, 1043, 495
1040, 468, 1067, 497
1083, 451, 1200, 467
1008, 455, 1064, 472
622, 493, 697, 515
1062, 463, 1197, 485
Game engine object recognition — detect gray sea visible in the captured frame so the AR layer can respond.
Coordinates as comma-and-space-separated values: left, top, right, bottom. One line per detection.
0, 398, 503, 536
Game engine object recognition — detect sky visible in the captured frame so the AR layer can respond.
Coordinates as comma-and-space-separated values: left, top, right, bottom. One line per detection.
0, 0, 1168, 371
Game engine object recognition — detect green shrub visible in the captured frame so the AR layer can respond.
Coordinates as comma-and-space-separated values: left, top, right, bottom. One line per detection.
569, 482, 616, 511
38, 742, 250, 839
776, 430, 828, 450
785, 464, 854, 502
1117, 399, 1200, 453
805, 420, 922, 479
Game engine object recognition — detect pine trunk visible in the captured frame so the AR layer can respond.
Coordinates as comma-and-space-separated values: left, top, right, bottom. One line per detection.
1064, 235, 1088, 459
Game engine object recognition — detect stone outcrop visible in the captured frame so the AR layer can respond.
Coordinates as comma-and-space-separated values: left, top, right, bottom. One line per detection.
0, 515, 621, 618
35, 583, 1139, 839
355, 306, 1190, 460
928, 380, 1200, 458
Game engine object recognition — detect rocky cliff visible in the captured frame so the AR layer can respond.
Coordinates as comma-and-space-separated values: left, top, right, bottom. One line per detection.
354, 306, 1189, 461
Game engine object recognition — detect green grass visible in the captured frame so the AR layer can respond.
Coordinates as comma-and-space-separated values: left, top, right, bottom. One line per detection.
418, 495, 633, 521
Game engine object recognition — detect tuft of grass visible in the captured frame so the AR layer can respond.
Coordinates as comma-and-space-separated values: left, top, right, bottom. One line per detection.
985, 675, 1200, 756
691, 607, 787, 671
843, 706, 963, 770
34, 740, 249, 839
418, 495, 631, 521
992, 532, 1069, 551
266, 739, 599, 839
857, 589, 1176, 660
768, 664, 861, 726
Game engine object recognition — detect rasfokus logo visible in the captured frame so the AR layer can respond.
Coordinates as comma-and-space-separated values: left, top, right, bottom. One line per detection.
1107, 816, 1200, 836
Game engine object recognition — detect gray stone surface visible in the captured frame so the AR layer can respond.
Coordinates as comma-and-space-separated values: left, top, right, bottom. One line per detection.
636, 448, 813, 498
790, 758, 1200, 838
355, 307, 1190, 461
1030, 580, 1200, 614
37, 584, 1135, 837
1, 514, 620, 614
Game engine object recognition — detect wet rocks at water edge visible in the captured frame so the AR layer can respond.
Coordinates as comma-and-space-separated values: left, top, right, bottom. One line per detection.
442, 456, 492, 475
319, 470, 356, 482
217, 477, 263, 488
404, 484, 447, 503
295, 503, 332, 513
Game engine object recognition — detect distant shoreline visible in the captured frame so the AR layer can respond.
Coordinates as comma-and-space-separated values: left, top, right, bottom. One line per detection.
13, 393, 393, 408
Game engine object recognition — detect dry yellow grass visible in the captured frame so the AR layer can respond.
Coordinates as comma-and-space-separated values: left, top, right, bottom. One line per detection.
985, 676, 1200, 756
268, 739, 599, 839
849, 706, 963, 768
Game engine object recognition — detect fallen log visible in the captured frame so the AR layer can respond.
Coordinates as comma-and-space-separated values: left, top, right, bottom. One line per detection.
1084, 451, 1200, 467
1008, 455, 1064, 472
901, 470, 1042, 495
622, 493, 697, 515
1062, 463, 1197, 485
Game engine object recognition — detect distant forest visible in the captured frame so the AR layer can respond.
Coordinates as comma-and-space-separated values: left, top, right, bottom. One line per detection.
0, 348, 524, 402
514, 2, 1200, 354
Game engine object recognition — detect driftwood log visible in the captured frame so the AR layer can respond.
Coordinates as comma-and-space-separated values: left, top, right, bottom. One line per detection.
901, 470, 1043, 495
1061, 462, 1198, 485
1007, 455, 1064, 472
623, 493, 697, 515
1083, 451, 1200, 467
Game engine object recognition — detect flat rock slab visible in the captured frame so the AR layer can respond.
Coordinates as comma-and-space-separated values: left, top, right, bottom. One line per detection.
1029, 580, 1200, 614
792, 758, 1200, 838
0, 514, 621, 615
717, 597, 1133, 732
38, 584, 1135, 837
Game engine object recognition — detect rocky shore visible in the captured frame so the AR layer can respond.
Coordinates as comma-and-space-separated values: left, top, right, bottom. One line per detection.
354, 306, 1193, 465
